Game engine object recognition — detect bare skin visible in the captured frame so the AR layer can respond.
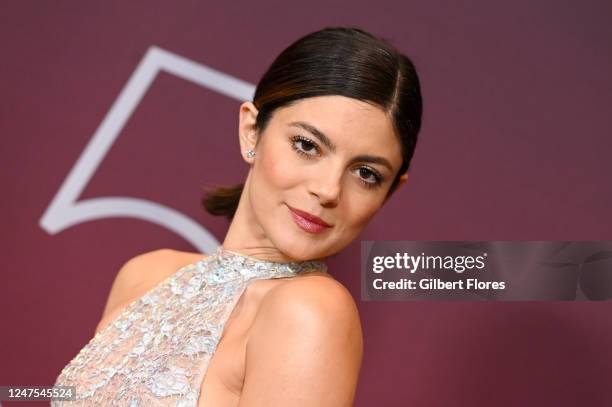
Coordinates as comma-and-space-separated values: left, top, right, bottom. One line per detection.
94, 249, 343, 407
95, 95, 409, 406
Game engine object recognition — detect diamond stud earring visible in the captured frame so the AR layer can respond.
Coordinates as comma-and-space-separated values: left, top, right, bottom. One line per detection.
246, 149, 256, 158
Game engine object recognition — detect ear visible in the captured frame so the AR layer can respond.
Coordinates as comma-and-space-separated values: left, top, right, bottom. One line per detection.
238, 101, 260, 164
397, 172, 408, 188
383, 172, 409, 204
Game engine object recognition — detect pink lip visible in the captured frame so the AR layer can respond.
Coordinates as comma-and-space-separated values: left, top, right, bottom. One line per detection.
287, 205, 332, 234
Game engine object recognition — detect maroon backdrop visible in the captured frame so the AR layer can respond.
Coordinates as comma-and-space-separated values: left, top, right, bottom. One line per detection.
2, 1, 611, 406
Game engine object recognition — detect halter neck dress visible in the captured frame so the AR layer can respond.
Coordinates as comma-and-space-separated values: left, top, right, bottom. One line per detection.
51, 246, 328, 406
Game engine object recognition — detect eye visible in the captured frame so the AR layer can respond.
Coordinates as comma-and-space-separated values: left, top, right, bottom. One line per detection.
290, 135, 320, 158
290, 134, 384, 190
354, 166, 383, 189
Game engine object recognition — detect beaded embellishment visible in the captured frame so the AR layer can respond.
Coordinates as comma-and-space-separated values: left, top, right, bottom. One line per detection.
51, 246, 327, 406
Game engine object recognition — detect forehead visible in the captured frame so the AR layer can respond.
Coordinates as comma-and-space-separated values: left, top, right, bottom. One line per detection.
272, 95, 401, 160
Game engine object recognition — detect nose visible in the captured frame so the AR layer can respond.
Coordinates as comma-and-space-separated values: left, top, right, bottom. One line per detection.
309, 168, 342, 206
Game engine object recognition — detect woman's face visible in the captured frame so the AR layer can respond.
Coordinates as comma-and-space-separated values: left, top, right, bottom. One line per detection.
238, 95, 405, 260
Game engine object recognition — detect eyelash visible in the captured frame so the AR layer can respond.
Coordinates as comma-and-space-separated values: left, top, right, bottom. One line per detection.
289, 135, 384, 189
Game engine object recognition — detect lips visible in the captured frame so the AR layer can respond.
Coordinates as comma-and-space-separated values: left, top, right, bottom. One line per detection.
287, 205, 331, 227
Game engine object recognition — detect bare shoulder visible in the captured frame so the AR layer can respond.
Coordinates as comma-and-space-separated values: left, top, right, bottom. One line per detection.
259, 274, 361, 327
239, 275, 363, 406
97, 248, 207, 330
254, 275, 363, 352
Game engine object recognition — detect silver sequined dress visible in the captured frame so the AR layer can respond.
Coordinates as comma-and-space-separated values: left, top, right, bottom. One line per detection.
51, 246, 328, 406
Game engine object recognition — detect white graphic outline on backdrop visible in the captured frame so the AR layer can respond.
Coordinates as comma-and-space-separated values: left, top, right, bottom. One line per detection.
39, 46, 256, 253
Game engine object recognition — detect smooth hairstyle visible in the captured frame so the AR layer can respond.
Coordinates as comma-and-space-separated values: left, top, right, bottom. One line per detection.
202, 26, 423, 220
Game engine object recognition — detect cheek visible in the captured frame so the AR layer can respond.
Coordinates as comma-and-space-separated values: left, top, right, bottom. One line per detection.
338, 191, 384, 233
324, 196, 381, 255
259, 149, 299, 189
347, 199, 378, 225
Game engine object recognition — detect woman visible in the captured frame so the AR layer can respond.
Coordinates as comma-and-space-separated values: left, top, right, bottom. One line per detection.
52, 26, 422, 406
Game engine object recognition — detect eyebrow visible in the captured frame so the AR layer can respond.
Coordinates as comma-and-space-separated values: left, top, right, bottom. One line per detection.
287, 121, 395, 172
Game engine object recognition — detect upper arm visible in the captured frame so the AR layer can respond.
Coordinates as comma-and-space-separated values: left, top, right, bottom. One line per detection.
238, 276, 363, 407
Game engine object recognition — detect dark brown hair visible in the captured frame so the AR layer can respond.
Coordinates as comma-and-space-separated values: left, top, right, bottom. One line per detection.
202, 26, 422, 220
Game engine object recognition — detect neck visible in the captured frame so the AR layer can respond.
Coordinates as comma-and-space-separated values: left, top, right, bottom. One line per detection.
222, 171, 304, 263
